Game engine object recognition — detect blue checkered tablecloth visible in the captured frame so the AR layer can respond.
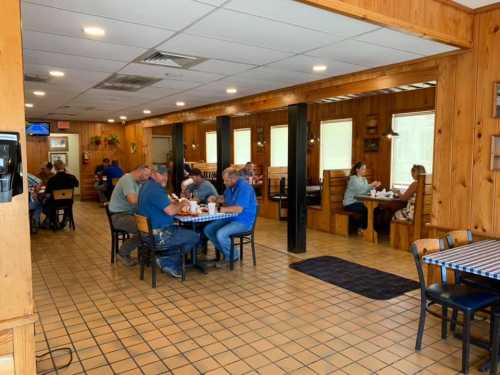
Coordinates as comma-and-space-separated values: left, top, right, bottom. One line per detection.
174, 212, 238, 223
423, 240, 500, 280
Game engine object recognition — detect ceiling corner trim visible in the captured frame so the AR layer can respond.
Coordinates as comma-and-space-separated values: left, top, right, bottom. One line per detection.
296, 0, 474, 49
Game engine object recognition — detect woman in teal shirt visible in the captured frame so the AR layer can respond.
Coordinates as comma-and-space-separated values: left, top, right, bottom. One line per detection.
343, 161, 381, 232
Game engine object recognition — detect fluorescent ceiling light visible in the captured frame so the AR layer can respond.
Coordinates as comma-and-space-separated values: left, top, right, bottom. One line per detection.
107, 119, 115, 123
143, 109, 151, 114
33, 91, 45, 96
25, 103, 34, 108
176, 101, 186, 107
226, 88, 237, 94
313, 65, 327, 72
119, 115, 127, 120
49, 70, 65, 77
83, 26, 105, 36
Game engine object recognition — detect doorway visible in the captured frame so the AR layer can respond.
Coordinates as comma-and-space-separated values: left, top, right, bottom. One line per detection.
152, 135, 172, 168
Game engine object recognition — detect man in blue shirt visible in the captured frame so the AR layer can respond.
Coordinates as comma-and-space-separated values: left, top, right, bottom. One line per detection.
137, 165, 200, 278
204, 168, 257, 264
103, 160, 124, 197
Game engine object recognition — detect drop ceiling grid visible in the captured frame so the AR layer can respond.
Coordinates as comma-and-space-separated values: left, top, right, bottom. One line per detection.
22, 0, 457, 121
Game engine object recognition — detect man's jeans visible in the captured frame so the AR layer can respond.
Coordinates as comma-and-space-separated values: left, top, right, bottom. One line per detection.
111, 213, 138, 257
29, 198, 42, 227
154, 226, 200, 272
203, 220, 251, 261
94, 182, 107, 203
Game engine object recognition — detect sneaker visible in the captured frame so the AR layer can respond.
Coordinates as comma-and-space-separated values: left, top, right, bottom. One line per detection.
118, 254, 137, 267
162, 265, 182, 278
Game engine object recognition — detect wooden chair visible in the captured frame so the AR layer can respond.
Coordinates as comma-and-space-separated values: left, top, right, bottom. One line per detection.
134, 214, 186, 287
229, 206, 260, 271
52, 189, 75, 230
390, 174, 432, 251
104, 203, 130, 264
411, 238, 498, 374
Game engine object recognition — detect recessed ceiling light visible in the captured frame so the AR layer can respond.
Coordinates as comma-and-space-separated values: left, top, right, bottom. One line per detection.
25, 103, 34, 108
107, 119, 115, 123
313, 64, 327, 72
83, 26, 105, 36
119, 115, 127, 120
49, 70, 65, 77
176, 101, 186, 107
143, 109, 151, 114
33, 91, 46, 96
226, 88, 237, 94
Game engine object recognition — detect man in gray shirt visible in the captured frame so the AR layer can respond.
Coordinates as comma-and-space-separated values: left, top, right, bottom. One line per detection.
109, 165, 151, 266
184, 168, 218, 204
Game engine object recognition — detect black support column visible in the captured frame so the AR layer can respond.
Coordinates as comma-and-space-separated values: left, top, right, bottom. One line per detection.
287, 103, 308, 253
172, 123, 184, 194
216, 116, 232, 193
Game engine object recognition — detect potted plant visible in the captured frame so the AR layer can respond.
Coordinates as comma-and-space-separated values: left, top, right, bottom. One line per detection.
90, 135, 102, 146
107, 134, 120, 146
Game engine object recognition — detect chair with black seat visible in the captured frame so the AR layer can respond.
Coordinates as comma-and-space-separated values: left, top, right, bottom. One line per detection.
52, 189, 75, 230
412, 238, 499, 374
104, 203, 130, 264
134, 214, 185, 287
229, 206, 259, 271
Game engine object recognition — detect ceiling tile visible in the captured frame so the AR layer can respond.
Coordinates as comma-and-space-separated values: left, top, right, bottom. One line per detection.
23, 31, 146, 62
224, 0, 379, 37
118, 63, 224, 83
307, 40, 421, 67
236, 67, 319, 85
184, 9, 342, 53
354, 28, 457, 55
23, 0, 216, 30
265, 55, 363, 76
24, 64, 110, 85
21, 2, 175, 49
157, 33, 292, 65
191, 60, 255, 75
153, 79, 203, 91
23, 49, 127, 73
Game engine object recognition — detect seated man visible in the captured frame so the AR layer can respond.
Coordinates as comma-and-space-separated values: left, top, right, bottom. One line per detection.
94, 158, 110, 203
37, 162, 54, 186
239, 162, 262, 185
204, 168, 257, 264
109, 165, 151, 266
28, 173, 43, 233
138, 166, 200, 278
103, 160, 124, 198
183, 168, 218, 204
44, 160, 79, 228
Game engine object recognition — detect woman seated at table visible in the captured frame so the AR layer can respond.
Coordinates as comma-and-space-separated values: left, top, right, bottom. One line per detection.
343, 161, 381, 233
393, 164, 426, 222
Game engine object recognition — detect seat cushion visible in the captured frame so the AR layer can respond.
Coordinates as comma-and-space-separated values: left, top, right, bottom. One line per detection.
426, 283, 499, 311
461, 274, 500, 292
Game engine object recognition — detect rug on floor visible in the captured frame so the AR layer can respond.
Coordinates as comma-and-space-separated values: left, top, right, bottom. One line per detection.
289, 256, 419, 300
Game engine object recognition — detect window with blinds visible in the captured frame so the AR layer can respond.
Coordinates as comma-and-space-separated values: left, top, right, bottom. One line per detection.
205, 131, 217, 163
233, 128, 251, 165
270, 125, 288, 167
319, 118, 353, 177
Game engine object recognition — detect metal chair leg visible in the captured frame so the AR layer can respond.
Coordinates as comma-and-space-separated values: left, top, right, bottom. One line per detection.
151, 253, 157, 288
139, 247, 145, 281
442, 305, 448, 339
239, 238, 243, 267
415, 302, 426, 351
229, 237, 235, 271
490, 311, 500, 375
450, 308, 458, 333
462, 310, 471, 374
251, 236, 256, 266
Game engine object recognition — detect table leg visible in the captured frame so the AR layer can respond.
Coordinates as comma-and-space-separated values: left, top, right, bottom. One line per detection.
363, 201, 379, 243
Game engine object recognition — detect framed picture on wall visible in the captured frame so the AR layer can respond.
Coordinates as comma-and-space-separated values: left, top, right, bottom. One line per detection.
494, 82, 500, 118
366, 115, 378, 135
49, 136, 68, 151
364, 137, 380, 153
50, 152, 68, 165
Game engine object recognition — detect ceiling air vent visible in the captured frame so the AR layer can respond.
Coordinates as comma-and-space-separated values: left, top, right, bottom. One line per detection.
137, 50, 207, 69
24, 74, 49, 83
47, 112, 77, 117
94, 73, 162, 92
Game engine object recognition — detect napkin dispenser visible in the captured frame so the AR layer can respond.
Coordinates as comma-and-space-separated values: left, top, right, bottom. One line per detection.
0, 132, 23, 203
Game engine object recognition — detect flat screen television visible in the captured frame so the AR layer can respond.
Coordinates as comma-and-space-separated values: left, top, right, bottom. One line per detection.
26, 122, 50, 136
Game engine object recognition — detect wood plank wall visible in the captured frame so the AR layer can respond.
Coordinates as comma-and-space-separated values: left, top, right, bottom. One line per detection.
0, 1, 36, 373
152, 88, 435, 187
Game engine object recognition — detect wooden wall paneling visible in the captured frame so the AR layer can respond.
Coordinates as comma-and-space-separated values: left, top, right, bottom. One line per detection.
449, 52, 476, 230
298, 0, 473, 48
431, 57, 457, 228
471, 10, 500, 234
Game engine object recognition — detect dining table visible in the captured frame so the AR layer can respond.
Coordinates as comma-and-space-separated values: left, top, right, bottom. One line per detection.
355, 194, 405, 243
423, 240, 500, 372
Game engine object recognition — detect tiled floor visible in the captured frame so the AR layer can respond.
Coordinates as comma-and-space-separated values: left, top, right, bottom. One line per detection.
32, 202, 491, 374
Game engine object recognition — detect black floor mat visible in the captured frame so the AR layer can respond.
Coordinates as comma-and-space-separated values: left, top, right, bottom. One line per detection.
289, 256, 419, 300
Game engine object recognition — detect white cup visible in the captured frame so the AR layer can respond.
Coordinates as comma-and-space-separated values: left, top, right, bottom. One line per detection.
189, 201, 198, 214
208, 202, 217, 215
370, 189, 376, 197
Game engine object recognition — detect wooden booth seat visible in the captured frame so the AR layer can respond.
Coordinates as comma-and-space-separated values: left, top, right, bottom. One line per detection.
191, 162, 217, 183
390, 174, 433, 251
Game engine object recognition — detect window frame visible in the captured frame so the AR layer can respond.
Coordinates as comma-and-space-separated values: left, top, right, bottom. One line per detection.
390, 110, 436, 189
205, 131, 217, 164
270, 124, 288, 167
233, 128, 252, 166
319, 117, 353, 177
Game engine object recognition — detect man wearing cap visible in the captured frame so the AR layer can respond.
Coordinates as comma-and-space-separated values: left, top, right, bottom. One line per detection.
137, 165, 200, 278
184, 168, 218, 204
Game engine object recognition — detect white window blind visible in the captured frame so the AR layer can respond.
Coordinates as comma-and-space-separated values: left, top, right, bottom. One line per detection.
205, 131, 217, 163
270, 125, 288, 167
233, 128, 251, 165
319, 118, 353, 177
391, 111, 435, 188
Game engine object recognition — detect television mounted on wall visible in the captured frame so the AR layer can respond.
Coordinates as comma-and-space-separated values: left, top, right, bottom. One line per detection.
26, 122, 50, 136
